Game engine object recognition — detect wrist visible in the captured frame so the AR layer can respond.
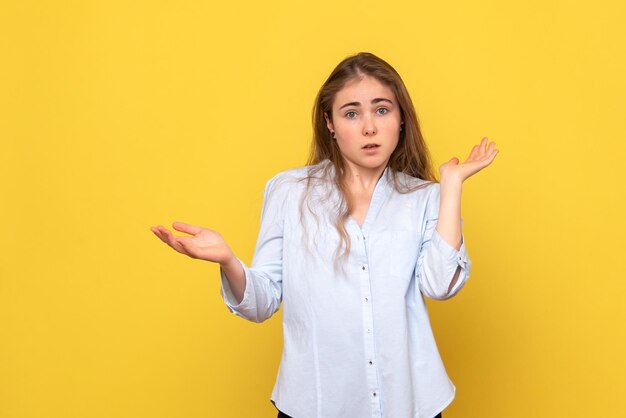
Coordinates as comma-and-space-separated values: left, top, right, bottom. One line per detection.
219, 253, 238, 270
439, 176, 463, 192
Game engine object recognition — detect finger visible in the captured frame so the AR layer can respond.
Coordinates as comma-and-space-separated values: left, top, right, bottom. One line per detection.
177, 237, 198, 259
475, 148, 499, 169
152, 225, 169, 242
153, 229, 180, 251
482, 142, 497, 162
485, 148, 499, 164
152, 226, 191, 256
173, 221, 203, 236
478, 137, 489, 158
154, 226, 174, 244
467, 145, 480, 161
159, 227, 187, 253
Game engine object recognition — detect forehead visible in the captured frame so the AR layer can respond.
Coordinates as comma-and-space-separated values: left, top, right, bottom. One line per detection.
333, 75, 396, 108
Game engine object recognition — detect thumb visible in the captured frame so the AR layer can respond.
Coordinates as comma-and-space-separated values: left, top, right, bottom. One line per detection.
440, 157, 459, 168
173, 221, 203, 236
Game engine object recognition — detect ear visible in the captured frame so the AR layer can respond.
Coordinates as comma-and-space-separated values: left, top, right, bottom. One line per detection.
324, 112, 334, 132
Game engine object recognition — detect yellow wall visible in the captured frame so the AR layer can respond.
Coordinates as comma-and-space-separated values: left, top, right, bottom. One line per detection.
1, 1, 624, 417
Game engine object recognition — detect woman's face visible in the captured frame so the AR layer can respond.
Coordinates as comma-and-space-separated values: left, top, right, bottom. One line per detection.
325, 75, 402, 175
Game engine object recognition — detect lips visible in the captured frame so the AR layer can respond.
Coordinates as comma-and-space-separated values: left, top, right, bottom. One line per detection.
362, 143, 380, 149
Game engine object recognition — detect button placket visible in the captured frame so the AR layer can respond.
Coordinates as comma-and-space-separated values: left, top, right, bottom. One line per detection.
347, 223, 382, 415
356, 231, 380, 415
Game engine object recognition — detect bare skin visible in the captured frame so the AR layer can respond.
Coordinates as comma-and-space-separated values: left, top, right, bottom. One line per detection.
434, 137, 498, 291
150, 222, 246, 300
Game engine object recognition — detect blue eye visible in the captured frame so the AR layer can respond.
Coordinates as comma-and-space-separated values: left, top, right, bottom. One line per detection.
345, 111, 357, 119
377, 108, 389, 115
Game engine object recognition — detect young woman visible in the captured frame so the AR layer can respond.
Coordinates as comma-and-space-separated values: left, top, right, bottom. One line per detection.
151, 52, 498, 418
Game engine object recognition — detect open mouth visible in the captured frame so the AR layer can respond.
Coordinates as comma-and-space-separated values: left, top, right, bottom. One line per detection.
362, 143, 380, 149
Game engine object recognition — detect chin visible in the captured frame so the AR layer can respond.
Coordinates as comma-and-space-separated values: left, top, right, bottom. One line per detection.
361, 159, 389, 170
342, 153, 391, 172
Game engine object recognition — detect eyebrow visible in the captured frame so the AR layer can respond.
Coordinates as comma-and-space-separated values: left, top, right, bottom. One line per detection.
338, 98, 394, 110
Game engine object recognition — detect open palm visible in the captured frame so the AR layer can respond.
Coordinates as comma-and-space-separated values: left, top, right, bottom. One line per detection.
439, 137, 499, 183
151, 222, 233, 264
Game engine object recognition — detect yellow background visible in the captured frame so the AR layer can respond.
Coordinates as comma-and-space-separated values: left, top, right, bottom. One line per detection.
1, 0, 625, 417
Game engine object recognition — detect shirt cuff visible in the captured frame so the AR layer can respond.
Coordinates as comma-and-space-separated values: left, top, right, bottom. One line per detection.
431, 229, 471, 271
220, 258, 252, 315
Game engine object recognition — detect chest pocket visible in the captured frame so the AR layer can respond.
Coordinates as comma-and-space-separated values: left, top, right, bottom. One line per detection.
285, 217, 341, 262
368, 229, 421, 279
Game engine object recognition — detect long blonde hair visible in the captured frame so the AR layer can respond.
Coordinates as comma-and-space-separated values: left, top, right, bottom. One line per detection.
304, 52, 437, 260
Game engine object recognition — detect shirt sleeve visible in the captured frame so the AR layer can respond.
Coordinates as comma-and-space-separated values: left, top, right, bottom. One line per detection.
415, 183, 472, 300
219, 174, 286, 322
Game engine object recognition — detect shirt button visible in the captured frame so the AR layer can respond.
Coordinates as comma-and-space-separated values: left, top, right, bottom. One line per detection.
373, 392, 377, 397
362, 265, 366, 270
365, 297, 369, 302
369, 360, 373, 365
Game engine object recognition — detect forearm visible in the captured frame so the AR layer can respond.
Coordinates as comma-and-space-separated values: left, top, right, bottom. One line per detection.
220, 255, 246, 304
435, 179, 464, 293
429, 138, 497, 295
435, 178, 463, 251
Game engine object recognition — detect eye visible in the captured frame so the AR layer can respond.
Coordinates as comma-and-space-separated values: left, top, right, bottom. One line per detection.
376, 107, 389, 115
345, 111, 357, 119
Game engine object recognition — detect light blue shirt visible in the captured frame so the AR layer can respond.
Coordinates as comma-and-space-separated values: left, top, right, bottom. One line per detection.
221, 161, 471, 418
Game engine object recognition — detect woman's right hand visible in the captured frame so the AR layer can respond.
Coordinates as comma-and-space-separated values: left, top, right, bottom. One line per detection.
151, 222, 235, 265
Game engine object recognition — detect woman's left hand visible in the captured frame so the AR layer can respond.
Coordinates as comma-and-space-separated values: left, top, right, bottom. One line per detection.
439, 137, 499, 184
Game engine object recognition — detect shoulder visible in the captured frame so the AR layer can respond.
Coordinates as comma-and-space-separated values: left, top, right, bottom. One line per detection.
261, 163, 323, 205
264, 166, 310, 194
391, 170, 439, 197
259, 163, 330, 216
265, 161, 331, 193
267, 166, 310, 185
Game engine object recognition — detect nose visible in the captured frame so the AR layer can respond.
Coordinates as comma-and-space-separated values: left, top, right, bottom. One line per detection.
363, 115, 377, 136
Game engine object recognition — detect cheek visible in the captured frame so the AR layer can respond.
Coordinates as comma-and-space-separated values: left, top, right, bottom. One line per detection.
335, 125, 358, 144
335, 138, 352, 155
386, 133, 401, 154
334, 121, 355, 136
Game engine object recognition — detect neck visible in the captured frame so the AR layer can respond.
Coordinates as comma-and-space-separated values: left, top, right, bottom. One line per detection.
342, 159, 388, 194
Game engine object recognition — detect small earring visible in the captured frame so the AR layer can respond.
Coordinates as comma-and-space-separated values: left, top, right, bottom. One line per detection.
331, 131, 336, 139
